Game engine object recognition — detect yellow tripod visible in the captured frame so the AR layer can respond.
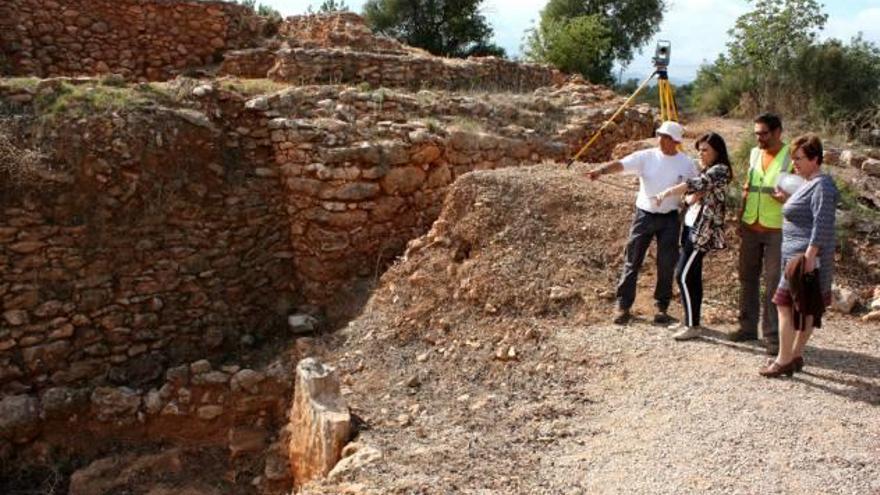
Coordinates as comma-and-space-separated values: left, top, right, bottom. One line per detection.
566, 41, 679, 167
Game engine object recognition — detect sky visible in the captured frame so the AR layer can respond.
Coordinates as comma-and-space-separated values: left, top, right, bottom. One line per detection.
257, 0, 880, 83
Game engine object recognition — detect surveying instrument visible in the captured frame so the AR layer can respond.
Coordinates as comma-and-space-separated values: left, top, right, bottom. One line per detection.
566, 40, 679, 167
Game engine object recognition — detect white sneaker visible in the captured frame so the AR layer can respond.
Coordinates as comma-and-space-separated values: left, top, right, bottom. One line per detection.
667, 322, 683, 331
673, 326, 702, 341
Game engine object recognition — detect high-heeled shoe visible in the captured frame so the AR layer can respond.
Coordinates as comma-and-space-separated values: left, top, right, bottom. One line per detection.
759, 360, 795, 378
765, 356, 805, 373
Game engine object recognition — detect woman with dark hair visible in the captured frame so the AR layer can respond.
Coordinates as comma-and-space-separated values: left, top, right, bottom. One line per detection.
653, 132, 733, 340
760, 134, 838, 377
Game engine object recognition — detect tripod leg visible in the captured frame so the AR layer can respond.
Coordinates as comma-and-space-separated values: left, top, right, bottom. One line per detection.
659, 80, 669, 121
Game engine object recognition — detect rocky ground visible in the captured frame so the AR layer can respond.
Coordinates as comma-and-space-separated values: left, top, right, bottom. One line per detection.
298, 152, 880, 494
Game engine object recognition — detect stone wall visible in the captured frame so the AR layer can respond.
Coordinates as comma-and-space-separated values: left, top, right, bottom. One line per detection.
277, 12, 410, 54
0, 354, 295, 490
263, 48, 564, 92
0, 0, 265, 80
220, 12, 565, 93
0, 76, 654, 419
0, 84, 297, 396
251, 84, 654, 303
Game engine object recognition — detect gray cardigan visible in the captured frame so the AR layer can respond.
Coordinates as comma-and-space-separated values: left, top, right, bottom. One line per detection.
780, 173, 838, 294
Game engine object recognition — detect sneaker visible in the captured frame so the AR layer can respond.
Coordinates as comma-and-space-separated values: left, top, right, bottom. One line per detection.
667, 322, 684, 331
728, 329, 758, 342
653, 311, 673, 325
673, 326, 702, 341
612, 308, 631, 325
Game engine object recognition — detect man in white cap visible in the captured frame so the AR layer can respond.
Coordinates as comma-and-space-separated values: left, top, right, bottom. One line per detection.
585, 121, 698, 324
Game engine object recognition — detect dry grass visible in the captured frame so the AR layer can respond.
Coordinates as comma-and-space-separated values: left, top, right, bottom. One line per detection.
219, 77, 290, 95
0, 121, 45, 185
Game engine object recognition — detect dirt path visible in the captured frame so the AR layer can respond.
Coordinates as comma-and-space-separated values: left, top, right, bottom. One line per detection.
301, 116, 880, 495
537, 318, 880, 494
307, 312, 879, 495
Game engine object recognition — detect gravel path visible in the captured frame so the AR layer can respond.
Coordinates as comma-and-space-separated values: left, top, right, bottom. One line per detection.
537, 316, 880, 494
308, 313, 880, 494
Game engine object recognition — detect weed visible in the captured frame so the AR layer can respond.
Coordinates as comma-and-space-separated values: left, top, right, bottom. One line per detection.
0, 120, 45, 185
2, 77, 40, 91
422, 118, 444, 134
451, 116, 483, 133
219, 78, 289, 96
34, 83, 154, 120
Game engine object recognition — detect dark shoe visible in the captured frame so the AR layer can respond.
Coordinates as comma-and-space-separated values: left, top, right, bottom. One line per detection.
766, 356, 805, 373
759, 360, 795, 378
728, 329, 759, 342
764, 340, 779, 356
612, 308, 631, 325
653, 311, 673, 325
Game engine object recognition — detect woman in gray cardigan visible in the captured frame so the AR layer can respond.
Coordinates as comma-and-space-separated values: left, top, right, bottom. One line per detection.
760, 134, 838, 378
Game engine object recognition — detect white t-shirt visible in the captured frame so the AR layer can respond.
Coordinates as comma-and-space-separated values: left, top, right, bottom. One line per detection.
684, 202, 701, 227
620, 149, 699, 213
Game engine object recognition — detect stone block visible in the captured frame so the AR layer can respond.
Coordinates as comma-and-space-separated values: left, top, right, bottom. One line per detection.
288, 358, 351, 487
863, 158, 880, 177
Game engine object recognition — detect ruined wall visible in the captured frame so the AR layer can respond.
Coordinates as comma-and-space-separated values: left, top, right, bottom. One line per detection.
264, 48, 564, 92
252, 85, 654, 303
1, 357, 293, 464
277, 12, 410, 54
220, 13, 565, 92
0, 86, 297, 396
0, 0, 265, 80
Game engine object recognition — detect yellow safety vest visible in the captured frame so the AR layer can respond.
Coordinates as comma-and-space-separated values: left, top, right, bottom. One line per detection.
741, 144, 792, 229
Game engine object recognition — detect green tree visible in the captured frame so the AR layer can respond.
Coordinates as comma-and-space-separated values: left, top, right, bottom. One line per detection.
524, 0, 665, 83
525, 15, 613, 84
233, 0, 281, 20
362, 0, 503, 58
788, 35, 880, 122
727, 0, 827, 70
725, 0, 827, 108
690, 0, 880, 140
318, 0, 350, 12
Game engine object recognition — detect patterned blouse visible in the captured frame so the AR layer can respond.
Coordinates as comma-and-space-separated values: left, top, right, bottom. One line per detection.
685, 163, 732, 252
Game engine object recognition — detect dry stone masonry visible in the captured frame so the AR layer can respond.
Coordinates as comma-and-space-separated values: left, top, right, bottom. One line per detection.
221, 12, 566, 92
0, 81, 297, 397
1, 0, 266, 80
256, 83, 653, 302
0, 1, 658, 485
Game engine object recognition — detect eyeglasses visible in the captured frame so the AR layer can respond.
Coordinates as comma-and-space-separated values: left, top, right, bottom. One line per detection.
754, 130, 771, 137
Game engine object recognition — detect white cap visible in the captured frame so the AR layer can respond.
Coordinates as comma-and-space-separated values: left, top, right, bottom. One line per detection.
656, 121, 684, 143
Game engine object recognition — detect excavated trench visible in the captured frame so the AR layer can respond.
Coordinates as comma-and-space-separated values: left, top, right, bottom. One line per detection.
0, 72, 653, 494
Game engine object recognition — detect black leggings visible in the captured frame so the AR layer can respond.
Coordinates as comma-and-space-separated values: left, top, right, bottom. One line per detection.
676, 226, 705, 327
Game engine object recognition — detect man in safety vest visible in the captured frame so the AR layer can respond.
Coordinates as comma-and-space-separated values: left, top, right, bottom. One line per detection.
730, 113, 792, 354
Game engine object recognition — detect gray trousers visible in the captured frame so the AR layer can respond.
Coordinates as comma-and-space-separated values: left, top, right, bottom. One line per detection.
737, 226, 782, 342
616, 208, 680, 312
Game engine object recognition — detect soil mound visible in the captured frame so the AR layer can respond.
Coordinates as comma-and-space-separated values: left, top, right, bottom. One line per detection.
368, 163, 635, 338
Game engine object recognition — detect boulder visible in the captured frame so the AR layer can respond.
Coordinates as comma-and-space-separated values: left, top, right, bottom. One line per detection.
288, 314, 319, 334
69, 449, 183, 495
288, 358, 351, 487
0, 395, 41, 443
830, 285, 859, 314
90, 387, 141, 422
823, 148, 841, 167
841, 149, 867, 169
327, 442, 382, 481
862, 158, 880, 177
862, 310, 880, 322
